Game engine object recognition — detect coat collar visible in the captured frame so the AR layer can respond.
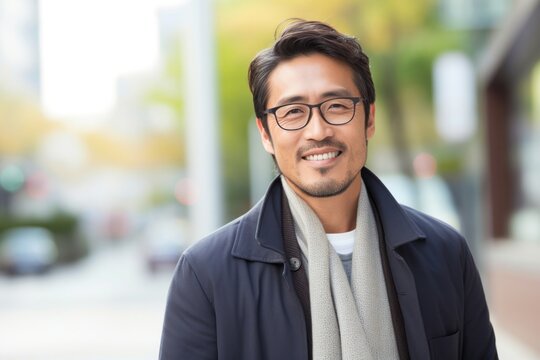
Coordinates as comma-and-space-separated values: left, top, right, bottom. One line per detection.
232, 167, 425, 262
231, 176, 286, 263
361, 167, 426, 248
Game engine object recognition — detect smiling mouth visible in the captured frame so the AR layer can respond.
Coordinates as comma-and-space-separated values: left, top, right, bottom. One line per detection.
303, 151, 341, 161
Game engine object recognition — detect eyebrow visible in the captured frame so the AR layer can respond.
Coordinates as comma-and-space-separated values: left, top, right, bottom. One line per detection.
274, 89, 355, 107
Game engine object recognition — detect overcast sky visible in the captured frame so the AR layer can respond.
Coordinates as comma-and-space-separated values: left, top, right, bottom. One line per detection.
39, 0, 186, 123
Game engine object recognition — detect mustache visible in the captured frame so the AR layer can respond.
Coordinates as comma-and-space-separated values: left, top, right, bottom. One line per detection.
296, 139, 347, 160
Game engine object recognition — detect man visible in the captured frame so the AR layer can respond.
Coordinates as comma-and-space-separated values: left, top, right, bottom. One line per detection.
159, 20, 498, 360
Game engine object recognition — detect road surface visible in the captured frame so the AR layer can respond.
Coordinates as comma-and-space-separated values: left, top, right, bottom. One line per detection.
0, 240, 172, 360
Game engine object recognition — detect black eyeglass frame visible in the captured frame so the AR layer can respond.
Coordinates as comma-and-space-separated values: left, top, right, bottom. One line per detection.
263, 96, 364, 131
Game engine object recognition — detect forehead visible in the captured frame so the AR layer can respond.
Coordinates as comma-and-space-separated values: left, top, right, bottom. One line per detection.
266, 53, 358, 107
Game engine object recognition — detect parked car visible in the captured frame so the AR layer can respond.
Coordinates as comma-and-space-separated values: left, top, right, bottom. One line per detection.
0, 227, 59, 275
141, 218, 188, 273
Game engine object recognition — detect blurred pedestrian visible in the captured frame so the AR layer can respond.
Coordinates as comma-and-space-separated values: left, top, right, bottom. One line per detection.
159, 19, 497, 360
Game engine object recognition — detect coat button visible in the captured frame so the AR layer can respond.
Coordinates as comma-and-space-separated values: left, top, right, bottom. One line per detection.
289, 257, 301, 271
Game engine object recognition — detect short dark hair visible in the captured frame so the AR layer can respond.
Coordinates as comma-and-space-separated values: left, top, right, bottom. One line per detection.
248, 19, 375, 132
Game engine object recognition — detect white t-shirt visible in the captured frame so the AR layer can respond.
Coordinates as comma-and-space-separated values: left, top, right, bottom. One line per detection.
327, 229, 355, 255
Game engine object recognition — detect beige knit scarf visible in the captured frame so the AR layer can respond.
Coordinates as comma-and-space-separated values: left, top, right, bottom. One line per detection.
281, 177, 398, 360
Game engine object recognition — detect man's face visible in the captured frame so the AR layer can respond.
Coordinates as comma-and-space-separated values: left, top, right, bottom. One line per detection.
257, 53, 375, 198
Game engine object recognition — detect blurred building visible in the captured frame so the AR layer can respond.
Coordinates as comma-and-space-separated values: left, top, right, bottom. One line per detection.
0, 0, 41, 98
0, 0, 41, 213
439, 0, 508, 29
157, 4, 187, 55
480, 0, 540, 241
114, 73, 164, 138
111, 4, 188, 140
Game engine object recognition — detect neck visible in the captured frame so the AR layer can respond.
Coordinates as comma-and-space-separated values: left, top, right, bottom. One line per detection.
287, 175, 362, 233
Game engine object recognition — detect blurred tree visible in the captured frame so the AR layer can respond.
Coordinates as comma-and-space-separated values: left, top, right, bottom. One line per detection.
141, 38, 186, 168
215, 0, 466, 219
0, 92, 182, 172
0, 95, 52, 155
145, 37, 186, 163
82, 131, 184, 169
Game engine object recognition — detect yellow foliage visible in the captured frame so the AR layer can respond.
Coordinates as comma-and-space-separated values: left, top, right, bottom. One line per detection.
217, 0, 436, 57
0, 94, 183, 170
82, 132, 183, 169
0, 97, 53, 155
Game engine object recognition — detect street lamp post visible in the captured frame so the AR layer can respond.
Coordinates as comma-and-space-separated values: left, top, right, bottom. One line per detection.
183, 0, 222, 241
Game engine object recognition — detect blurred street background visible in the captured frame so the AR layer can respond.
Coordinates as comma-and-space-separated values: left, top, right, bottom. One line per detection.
1, 0, 539, 358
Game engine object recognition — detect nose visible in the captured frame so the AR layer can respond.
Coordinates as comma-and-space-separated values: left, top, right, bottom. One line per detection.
303, 107, 334, 140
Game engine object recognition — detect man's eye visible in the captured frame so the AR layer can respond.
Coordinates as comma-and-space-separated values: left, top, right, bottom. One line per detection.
283, 107, 305, 117
328, 102, 349, 109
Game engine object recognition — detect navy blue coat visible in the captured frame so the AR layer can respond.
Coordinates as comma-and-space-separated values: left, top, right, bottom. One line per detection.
159, 168, 497, 359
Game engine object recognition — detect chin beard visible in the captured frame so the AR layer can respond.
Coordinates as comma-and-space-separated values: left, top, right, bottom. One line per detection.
285, 170, 360, 198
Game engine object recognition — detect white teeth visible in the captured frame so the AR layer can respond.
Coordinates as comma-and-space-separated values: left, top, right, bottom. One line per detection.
305, 151, 339, 161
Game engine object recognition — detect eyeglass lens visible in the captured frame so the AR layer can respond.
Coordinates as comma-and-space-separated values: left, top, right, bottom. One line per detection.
275, 98, 356, 130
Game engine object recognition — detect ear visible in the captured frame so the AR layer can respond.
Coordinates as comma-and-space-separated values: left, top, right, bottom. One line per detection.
256, 118, 275, 155
366, 103, 376, 140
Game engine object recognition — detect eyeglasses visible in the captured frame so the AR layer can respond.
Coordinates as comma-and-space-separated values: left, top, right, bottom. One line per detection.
263, 96, 362, 131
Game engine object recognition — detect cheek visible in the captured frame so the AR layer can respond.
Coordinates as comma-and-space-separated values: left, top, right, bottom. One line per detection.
272, 136, 298, 163
349, 129, 368, 157
273, 141, 292, 161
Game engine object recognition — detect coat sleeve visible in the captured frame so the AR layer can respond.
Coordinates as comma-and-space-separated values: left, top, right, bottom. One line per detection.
159, 254, 217, 360
461, 241, 498, 359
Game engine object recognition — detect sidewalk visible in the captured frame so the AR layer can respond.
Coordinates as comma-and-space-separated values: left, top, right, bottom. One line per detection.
484, 240, 540, 359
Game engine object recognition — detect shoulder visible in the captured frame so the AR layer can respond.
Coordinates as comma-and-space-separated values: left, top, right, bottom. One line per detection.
402, 205, 464, 243
170, 217, 244, 305
182, 211, 250, 270
183, 218, 241, 263
399, 205, 469, 265
176, 201, 262, 277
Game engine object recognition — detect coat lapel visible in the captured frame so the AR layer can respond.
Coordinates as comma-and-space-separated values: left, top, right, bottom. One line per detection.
362, 167, 431, 360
